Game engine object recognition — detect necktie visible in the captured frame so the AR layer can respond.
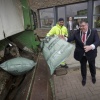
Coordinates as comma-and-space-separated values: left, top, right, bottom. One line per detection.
82, 33, 86, 43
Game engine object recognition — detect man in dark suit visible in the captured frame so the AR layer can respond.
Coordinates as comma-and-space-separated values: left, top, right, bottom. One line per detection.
67, 17, 75, 38
68, 21, 100, 86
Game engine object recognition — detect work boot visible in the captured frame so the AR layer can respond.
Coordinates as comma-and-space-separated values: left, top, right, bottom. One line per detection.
60, 64, 68, 68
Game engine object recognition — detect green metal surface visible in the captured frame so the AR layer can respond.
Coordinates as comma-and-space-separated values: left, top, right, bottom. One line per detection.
0, 32, 40, 52
16, 0, 40, 52
20, 0, 33, 30
14, 31, 40, 52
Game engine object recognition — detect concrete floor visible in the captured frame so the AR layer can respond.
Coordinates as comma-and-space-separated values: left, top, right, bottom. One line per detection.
54, 68, 100, 100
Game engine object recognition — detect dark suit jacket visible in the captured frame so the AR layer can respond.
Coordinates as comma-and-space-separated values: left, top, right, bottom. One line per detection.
68, 29, 100, 61
66, 21, 75, 31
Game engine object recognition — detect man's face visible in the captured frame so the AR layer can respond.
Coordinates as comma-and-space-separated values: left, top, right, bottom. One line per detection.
79, 22, 88, 32
58, 21, 64, 26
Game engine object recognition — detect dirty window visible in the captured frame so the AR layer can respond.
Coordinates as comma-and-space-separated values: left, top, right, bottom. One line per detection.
66, 2, 87, 30
39, 8, 54, 28
93, 0, 100, 29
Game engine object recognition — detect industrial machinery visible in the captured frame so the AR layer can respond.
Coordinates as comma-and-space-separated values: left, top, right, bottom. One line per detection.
0, 0, 53, 100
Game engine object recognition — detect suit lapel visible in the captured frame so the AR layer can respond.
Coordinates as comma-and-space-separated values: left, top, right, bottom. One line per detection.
87, 29, 90, 38
78, 30, 82, 42
86, 29, 91, 42
79, 30, 83, 42
79, 29, 91, 43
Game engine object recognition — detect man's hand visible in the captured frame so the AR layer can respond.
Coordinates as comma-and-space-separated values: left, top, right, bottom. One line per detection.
84, 45, 93, 52
58, 35, 66, 41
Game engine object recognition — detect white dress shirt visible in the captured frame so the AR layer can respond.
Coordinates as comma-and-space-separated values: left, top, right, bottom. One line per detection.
69, 21, 72, 30
81, 31, 95, 50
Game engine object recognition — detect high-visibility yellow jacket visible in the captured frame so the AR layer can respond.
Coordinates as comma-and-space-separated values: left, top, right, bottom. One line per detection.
46, 24, 68, 37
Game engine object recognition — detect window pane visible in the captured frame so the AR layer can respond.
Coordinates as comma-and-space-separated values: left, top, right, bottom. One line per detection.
39, 8, 54, 28
93, 16, 100, 28
93, 1, 100, 29
66, 2, 87, 30
40, 18, 54, 28
93, 0, 100, 15
66, 2, 87, 17
57, 6, 65, 24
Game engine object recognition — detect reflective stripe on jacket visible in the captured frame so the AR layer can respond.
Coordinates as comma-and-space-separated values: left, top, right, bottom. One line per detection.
46, 24, 68, 37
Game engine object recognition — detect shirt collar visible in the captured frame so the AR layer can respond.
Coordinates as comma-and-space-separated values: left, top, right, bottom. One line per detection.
85, 31, 88, 34
82, 30, 88, 34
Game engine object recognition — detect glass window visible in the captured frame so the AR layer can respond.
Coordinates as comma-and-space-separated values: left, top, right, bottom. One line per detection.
93, 0, 100, 29
66, 2, 87, 30
57, 7, 65, 25
39, 8, 54, 28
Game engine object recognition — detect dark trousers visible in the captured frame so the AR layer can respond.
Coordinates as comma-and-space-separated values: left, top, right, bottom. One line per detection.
68, 30, 73, 38
80, 56, 96, 79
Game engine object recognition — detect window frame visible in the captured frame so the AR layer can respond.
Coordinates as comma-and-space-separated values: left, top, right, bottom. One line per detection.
93, 0, 100, 31
38, 7, 55, 29
38, 0, 100, 32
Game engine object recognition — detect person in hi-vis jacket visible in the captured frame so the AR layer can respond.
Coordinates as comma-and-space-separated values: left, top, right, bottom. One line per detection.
46, 18, 69, 68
